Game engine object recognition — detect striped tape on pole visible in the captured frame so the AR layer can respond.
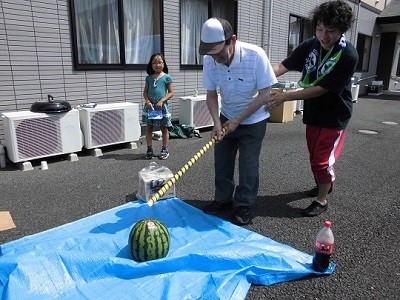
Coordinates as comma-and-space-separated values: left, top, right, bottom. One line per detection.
147, 127, 226, 207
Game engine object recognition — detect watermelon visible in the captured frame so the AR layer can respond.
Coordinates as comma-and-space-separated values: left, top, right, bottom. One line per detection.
129, 218, 170, 262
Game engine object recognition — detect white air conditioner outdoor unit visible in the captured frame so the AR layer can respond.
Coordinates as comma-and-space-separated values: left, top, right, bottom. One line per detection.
78, 102, 141, 149
179, 95, 220, 129
2, 109, 82, 163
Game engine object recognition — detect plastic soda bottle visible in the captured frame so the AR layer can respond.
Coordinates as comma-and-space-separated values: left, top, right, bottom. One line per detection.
312, 220, 334, 272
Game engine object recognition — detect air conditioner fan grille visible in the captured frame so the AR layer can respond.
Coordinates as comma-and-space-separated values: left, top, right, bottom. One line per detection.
90, 110, 124, 147
15, 118, 61, 159
193, 100, 213, 128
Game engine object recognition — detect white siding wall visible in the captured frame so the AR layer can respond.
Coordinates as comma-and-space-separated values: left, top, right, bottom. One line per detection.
266, 0, 328, 83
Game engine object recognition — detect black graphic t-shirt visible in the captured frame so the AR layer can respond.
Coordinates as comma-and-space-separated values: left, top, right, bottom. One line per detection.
283, 37, 359, 129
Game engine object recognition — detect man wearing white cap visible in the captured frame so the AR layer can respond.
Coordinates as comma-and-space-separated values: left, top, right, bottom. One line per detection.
199, 17, 277, 225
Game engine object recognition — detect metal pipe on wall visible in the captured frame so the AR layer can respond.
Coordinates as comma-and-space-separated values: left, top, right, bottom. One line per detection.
267, 0, 273, 58
353, 0, 361, 47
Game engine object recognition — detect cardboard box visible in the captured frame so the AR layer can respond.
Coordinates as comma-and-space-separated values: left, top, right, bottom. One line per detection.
269, 88, 296, 123
136, 162, 176, 202
0, 211, 16, 232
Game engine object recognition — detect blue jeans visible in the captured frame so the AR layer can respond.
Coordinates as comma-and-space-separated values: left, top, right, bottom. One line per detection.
214, 115, 267, 207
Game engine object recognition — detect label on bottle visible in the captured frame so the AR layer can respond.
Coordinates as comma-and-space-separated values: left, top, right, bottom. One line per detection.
315, 241, 334, 255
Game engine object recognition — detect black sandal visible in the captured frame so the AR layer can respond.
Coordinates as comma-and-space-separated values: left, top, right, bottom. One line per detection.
303, 200, 328, 217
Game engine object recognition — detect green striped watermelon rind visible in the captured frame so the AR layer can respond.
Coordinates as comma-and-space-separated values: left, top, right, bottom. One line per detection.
129, 218, 170, 262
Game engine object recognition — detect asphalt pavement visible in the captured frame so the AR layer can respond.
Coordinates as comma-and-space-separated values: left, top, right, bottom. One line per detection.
1, 95, 399, 299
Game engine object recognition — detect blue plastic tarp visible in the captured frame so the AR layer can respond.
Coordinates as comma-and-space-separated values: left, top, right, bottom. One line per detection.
0, 197, 335, 299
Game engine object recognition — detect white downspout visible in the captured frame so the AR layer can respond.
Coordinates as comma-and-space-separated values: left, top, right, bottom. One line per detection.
267, 0, 273, 58
354, 0, 361, 47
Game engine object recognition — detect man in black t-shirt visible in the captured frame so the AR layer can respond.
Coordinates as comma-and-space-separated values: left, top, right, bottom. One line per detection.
267, 0, 358, 216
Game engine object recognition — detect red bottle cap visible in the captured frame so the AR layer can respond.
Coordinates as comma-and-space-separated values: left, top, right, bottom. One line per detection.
324, 220, 332, 228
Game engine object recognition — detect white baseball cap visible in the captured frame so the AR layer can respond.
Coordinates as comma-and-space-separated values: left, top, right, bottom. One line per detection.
199, 18, 233, 55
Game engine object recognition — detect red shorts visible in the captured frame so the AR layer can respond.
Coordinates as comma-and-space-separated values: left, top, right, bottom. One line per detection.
306, 125, 347, 184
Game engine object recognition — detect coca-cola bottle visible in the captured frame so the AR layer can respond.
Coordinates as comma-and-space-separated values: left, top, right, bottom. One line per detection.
312, 220, 334, 272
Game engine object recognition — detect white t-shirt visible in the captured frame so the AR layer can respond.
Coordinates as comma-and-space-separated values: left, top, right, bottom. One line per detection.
202, 41, 277, 125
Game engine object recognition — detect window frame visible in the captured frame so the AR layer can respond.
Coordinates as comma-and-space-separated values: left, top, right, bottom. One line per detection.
179, 0, 238, 70
355, 33, 372, 72
69, 0, 164, 71
287, 14, 313, 57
